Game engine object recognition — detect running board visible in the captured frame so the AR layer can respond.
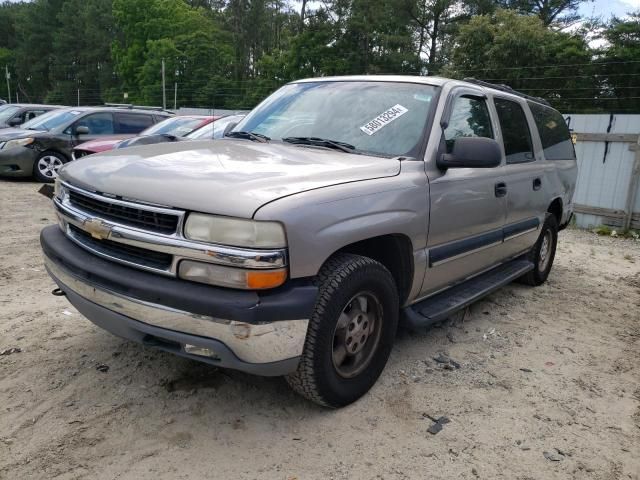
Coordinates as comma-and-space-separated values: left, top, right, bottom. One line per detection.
402, 259, 534, 329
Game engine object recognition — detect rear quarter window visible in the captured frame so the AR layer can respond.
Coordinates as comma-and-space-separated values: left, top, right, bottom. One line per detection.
528, 102, 575, 160
115, 113, 155, 134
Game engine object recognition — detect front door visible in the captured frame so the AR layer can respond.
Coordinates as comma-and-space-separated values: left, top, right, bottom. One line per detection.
68, 112, 116, 156
421, 92, 507, 297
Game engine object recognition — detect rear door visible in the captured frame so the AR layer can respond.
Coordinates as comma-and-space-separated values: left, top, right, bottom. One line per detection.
493, 96, 547, 257
421, 90, 507, 296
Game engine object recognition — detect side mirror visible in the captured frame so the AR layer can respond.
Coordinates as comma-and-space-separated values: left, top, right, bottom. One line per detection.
8, 117, 22, 126
75, 125, 90, 135
222, 122, 238, 138
438, 137, 502, 169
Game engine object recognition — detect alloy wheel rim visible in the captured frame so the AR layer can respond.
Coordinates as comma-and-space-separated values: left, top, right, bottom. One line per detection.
37, 156, 63, 179
332, 292, 383, 379
538, 231, 552, 271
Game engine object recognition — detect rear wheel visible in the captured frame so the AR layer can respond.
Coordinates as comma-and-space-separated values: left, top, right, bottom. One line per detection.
519, 213, 558, 286
286, 254, 399, 407
34, 151, 67, 183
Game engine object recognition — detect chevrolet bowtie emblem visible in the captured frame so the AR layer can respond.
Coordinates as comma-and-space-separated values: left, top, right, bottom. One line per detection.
83, 218, 112, 240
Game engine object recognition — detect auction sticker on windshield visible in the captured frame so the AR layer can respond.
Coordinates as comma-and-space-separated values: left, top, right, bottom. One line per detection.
360, 104, 408, 136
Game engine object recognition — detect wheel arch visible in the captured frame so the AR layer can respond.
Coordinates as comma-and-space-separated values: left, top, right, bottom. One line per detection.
326, 234, 414, 306
547, 197, 563, 226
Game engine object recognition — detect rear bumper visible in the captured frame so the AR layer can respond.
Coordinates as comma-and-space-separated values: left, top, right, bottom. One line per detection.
41, 225, 317, 375
0, 146, 37, 177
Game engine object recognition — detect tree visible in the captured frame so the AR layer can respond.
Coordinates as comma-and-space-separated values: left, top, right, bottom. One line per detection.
443, 9, 598, 111
498, 0, 590, 27
597, 12, 640, 113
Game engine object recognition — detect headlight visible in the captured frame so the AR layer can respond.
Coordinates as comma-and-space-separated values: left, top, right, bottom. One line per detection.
184, 213, 286, 248
178, 260, 287, 290
2, 137, 34, 150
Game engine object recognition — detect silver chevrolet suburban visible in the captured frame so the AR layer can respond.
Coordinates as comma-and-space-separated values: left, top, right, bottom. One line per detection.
41, 76, 577, 407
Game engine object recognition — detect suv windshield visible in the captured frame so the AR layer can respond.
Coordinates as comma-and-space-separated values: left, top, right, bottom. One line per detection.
21, 109, 82, 131
142, 116, 206, 137
234, 81, 438, 157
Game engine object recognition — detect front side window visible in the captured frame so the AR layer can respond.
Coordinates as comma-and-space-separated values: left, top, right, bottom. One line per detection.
528, 102, 575, 160
76, 112, 114, 134
494, 98, 534, 164
444, 96, 493, 153
115, 113, 154, 134
235, 81, 439, 158
24, 110, 46, 122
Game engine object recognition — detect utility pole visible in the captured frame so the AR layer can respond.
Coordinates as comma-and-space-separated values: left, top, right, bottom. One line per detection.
5, 66, 11, 103
161, 58, 166, 110
77, 88, 80, 106
174, 69, 178, 110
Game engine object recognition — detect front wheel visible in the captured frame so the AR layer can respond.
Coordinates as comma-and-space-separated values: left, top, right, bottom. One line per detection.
286, 254, 399, 407
519, 213, 558, 286
34, 151, 67, 183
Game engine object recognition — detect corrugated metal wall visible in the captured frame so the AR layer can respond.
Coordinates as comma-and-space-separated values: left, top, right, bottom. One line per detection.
565, 114, 640, 230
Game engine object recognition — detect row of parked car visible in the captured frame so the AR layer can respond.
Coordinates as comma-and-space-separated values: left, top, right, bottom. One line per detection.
0, 103, 244, 182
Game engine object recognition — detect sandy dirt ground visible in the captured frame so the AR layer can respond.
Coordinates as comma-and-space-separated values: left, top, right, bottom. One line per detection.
0, 178, 639, 480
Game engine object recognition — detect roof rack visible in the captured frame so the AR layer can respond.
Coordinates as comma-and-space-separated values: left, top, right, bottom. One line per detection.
463, 78, 551, 107
103, 103, 170, 112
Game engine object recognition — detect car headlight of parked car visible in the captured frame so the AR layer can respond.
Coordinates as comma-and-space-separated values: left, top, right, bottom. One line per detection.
182, 213, 288, 289
1, 137, 34, 150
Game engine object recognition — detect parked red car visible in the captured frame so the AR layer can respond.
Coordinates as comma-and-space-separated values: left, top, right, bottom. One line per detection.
72, 115, 216, 159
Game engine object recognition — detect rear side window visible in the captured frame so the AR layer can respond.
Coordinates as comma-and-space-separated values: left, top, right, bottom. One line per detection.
444, 96, 493, 153
494, 98, 534, 164
528, 102, 575, 160
115, 113, 154, 134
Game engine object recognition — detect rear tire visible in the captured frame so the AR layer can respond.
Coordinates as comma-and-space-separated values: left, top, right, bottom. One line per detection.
519, 213, 558, 286
34, 151, 67, 183
286, 253, 399, 407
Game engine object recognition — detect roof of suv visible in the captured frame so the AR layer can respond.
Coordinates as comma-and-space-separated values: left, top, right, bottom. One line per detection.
292, 75, 553, 109
57, 106, 173, 115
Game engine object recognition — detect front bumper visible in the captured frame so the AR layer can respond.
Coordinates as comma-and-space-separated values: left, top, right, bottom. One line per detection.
41, 225, 317, 376
0, 146, 38, 177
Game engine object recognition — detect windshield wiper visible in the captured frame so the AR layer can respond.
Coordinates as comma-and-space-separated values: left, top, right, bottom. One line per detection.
282, 137, 356, 154
225, 131, 270, 143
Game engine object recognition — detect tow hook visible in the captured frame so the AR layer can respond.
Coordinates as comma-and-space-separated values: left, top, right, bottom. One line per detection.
51, 287, 66, 297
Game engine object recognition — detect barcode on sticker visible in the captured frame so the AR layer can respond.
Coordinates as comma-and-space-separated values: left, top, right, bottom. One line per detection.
360, 104, 408, 136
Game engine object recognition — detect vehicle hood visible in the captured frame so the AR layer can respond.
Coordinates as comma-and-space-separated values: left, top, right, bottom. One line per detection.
74, 136, 131, 153
0, 128, 42, 140
60, 139, 401, 218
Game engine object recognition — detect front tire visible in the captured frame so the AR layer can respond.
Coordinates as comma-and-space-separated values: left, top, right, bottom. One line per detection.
34, 151, 67, 183
286, 254, 399, 407
520, 213, 558, 286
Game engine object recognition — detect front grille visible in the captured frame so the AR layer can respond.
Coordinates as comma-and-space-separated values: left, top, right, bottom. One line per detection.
68, 190, 179, 234
69, 225, 173, 271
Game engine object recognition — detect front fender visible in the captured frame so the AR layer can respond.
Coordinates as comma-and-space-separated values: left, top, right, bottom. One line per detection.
253, 163, 429, 286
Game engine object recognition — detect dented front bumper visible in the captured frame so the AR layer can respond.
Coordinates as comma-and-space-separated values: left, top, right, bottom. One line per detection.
40, 225, 316, 376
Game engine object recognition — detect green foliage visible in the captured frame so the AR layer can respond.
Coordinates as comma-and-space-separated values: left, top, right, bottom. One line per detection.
443, 9, 598, 111
0, 0, 638, 111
